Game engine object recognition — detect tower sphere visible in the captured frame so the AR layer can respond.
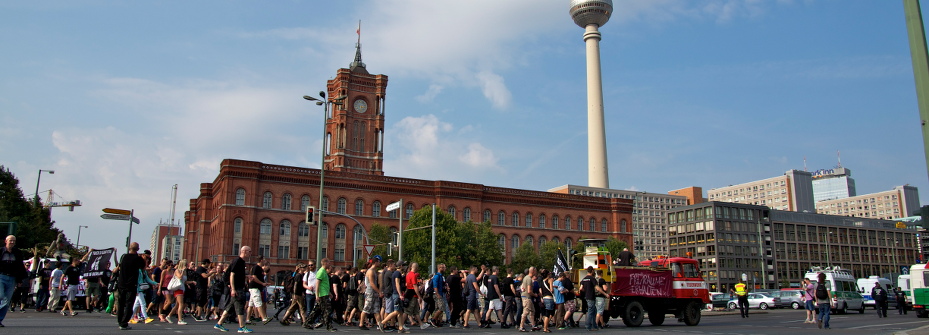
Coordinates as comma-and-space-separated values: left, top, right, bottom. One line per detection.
569, 0, 613, 28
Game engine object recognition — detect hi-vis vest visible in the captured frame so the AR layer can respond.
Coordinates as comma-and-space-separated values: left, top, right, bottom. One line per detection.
734, 283, 747, 296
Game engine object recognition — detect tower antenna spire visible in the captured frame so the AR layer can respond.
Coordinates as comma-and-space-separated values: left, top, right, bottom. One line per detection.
350, 20, 366, 71
837, 150, 842, 168
803, 156, 807, 172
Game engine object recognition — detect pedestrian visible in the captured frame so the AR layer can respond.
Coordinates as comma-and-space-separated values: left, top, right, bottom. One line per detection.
358, 256, 383, 331
894, 287, 907, 315
595, 270, 610, 328
872, 281, 888, 318
802, 278, 816, 323
303, 260, 317, 323
49, 261, 64, 313
552, 272, 565, 330
579, 266, 597, 331
561, 271, 577, 328
35, 261, 53, 312
814, 272, 833, 329
61, 258, 82, 317
447, 266, 463, 328
116, 242, 146, 330
247, 258, 271, 325
482, 266, 503, 328
170, 259, 192, 325
500, 268, 516, 328
431, 263, 450, 327
330, 266, 345, 325
158, 260, 175, 322
730, 279, 749, 318
129, 264, 158, 324
210, 263, 227, 321
539, 270, 554, 333
213, 246, 253, 333
342, 266, 360, 326
279, 263, 307, 326
194, 259, 211, 321
305, 258, 336, 331
379, 259, 406, 333
0, 235, 27, 327
463, 265, 483, 329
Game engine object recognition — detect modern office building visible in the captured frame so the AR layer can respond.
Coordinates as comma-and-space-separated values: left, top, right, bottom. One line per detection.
549, 185, 688, 261
815, 185, 920, 220
149, 223, 182, 263
707, 170, 815, 212
668, 201, 919, 292
811, 167, 856, 203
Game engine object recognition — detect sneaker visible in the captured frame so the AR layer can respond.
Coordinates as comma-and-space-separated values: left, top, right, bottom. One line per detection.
237, 327, 254, 333
70, 312, 79, 317
359, 325, 370, 330
196, 316, 208, 322
129, 319, 139, 324
166, 316, 174, 323
214, 324, 230, 332
145, 318, 154, 324
262, 318, 273, 325
558, 326, 568, 330
328, 328, 338, 332
178, 320, 188, 325
421, 323, 432, 330
398, 329, 410, 334
61, 311, 67, 316
519, 328, 528, 332
119, 325, 132, 330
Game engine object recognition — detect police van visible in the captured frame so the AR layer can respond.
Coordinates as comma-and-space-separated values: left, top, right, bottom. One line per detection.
804, 266, 865, 314
857, 275, 894, 309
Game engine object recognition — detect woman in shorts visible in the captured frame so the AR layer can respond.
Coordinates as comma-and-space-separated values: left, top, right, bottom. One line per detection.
172, 259, 190, 325
540, 270, 555, 333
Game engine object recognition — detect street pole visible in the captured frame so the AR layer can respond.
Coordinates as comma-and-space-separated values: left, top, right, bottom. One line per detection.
431, 204, 436, 275
824, 230, 831, 268
34, 169, 54, 206
398, 198, 403, 263
317, 96, 327, 265
76, 225, 88, 248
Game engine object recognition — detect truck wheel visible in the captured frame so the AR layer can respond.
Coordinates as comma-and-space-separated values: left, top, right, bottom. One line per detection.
683, 301, 702, 326
648, 310, 665, 326
622, 301, 645, 327
858, 305, 864, 314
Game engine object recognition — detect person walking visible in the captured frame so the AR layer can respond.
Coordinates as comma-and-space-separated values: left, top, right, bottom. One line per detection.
279, 264, 307, 326
35, 261, 53, 312
871, 282, 888, 318
214, 246, 253, 333
116, 242, 146, 330
802, 278, 816, 323
730, 279, 749, 318
305, 258, 336, 332
0, 235, 27, 327
579, 266, 597, 332
814, 272, 833, 329
49, 262, 64, 313
895, 287, 907, 315
61, 258, 82, 317
248, 258, 271, 325
359, 256, 383, 330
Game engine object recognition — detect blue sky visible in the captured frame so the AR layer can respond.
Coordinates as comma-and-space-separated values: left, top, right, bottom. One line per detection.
2, 0, 928, 251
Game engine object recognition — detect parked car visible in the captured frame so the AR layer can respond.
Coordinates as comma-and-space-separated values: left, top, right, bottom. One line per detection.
710, 292, 730, 309
832, 290, 866, 314
727, 292, 782, 310
771, 289, 805, 310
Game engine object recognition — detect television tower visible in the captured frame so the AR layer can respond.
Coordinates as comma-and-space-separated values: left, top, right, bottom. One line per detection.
570, 0, 613, 188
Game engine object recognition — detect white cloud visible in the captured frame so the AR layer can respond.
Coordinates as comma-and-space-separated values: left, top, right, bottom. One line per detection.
476, 71, 512, 110
385, 115, 503, 181
415, 84, 444, 104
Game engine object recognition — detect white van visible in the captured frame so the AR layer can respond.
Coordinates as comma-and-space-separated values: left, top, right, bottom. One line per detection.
857, 276, 894, 309
804, 266, 865, 314
898, 274, 912, 308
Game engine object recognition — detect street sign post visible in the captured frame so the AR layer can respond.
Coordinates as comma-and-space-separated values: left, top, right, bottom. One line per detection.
363, 244, 375, 256
101, 208, 139, 250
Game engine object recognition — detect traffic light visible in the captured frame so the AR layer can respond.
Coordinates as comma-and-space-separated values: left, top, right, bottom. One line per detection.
306, 206, 316, 225
913, 205, 929, 229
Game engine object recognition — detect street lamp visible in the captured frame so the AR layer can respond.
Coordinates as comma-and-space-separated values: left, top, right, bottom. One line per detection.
303, 91, 345, 264
824, 229, 833, 267
34, 169, 54, 205
76, 225, 88, 248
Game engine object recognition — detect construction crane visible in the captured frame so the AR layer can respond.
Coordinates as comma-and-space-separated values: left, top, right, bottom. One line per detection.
42, 189, 82, 211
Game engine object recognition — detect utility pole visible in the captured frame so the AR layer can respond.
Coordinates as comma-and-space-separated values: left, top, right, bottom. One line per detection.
904, 0, 929, 181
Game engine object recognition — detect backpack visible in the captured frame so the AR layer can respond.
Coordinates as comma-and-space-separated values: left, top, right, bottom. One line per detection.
424, 276, 434, 298
283, 272, 297, 294
815, 283, 829, 300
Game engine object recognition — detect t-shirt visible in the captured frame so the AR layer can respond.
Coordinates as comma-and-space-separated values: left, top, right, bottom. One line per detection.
195, 266, 209, 289
151, 267, 162, 287
465, 273, 477, 297
500, 276, 514, 297
304, 270, 317, 295
388, 270, 401, 296
562, 277, 575, 300
433, 273, 446, 296
64, 265, 81, 285
330, 273, 343, 298
596, 278, 607, 298
51, 268, 64, 287
580, 275, 596, 300
117, 253, 145, 290
249, 265, 265, 289
39, 267, 52, 287
485, 274, 500, 299
316, 268, 330, 297
618, 250, 635, 266
448, 274, 462, 300
405, 271, 419, 291
227, 256, 247, 291
552, 279, 564, 304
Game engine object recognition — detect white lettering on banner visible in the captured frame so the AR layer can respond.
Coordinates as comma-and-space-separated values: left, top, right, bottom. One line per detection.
673, 281, 708, 289
628, 273, 669, 296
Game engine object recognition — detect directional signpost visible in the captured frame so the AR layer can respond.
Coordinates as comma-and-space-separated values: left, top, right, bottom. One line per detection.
101, 208, 139, 250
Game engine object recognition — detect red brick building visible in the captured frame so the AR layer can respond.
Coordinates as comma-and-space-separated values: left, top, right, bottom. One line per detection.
182, 45, 632, 279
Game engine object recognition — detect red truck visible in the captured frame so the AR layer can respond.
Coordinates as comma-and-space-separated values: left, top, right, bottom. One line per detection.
574, 239, 710, 327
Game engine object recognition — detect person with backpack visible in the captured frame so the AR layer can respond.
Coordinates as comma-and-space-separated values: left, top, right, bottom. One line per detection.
279, 263, 307, 326
814, 273, 833, 329
871, 282, 888, 318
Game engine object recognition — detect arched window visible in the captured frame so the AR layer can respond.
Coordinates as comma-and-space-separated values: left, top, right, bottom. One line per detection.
322, 196, 329, 211
355, 199, 364, 216
565, 238, 573, 250
552, 215, 559, 229
463, 207, 472, 222
448, 206, 457, 220
234, 218, 243, 233
373, 201, 382, 217
298, 222, 309, 237
524, 236, 534, 250
335, 224, 346, 240
282, 194, 292, 210
405, 203, 414, 219
525, 213, 533, 228
321, 223, 328, 239
510, 235, 520, 254
497, 211, 505, 225
511, 212, 519, 227
497, 234, 506, 256
259, 219, 272, 235
354, 225, 365, 242
552, 237, 560, 244
539, 215, 546, 229
577, 216, 584, 231
337, 197, 347, 214
279, 220, 291, 236
300, 195, 311, 211
483, 210, 491, 223
235, 189, 246, 206
620, 219, 627, 232
262, 192, 273, 208
590, 218, 597, 231
565, 216, 572, 230
538, 236, 546, 250
601, 219, 608, 232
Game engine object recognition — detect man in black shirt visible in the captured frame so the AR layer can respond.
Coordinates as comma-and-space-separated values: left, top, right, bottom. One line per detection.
194, 259, 210, 321
249, 257, 270, 323
447, 266, 463, 327
579, 267, 597, 331
215, 246, 252, 333
500, 269, 515, 328
481, 266, 502, 328
616, 248, 635, 266
117, 242, 145, 330
0, 235, 26, 327
36, 261, 54, 312
61, 258, 82, 316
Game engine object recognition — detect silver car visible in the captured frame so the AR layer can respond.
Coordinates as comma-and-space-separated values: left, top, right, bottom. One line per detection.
727, 292, 782, 310
771, 290, 806, 310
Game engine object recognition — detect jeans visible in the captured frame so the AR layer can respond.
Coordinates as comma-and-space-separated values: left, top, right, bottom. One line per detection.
816, 303, 831, 329
304, 293, 316, 320
36, 284, 50, 309
0, 274, 17, 322
502, 296, 516, 325
585, 299, 596, 330
117, 288, 136, 327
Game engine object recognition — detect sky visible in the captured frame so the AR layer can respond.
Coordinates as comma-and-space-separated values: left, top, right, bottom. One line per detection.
2, 0, 929, 252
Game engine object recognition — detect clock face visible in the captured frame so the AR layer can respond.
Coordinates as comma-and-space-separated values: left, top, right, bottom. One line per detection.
353, 99, 368, 113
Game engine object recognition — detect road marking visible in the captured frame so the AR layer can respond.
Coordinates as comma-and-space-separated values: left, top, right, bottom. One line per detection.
848, 320, 929, 329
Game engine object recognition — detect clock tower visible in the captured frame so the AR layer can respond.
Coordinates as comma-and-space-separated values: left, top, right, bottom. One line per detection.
323, 38, 387, 176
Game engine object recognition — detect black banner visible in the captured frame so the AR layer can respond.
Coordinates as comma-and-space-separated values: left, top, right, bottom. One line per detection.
83, 248, 115, 278
554, 249, 570, 276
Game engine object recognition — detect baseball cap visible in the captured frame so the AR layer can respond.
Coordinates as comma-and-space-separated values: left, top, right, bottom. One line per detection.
372, 255, 383, 262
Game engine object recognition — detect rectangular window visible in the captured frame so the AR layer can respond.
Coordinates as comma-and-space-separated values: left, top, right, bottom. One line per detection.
297, 246, 308, 259
278, 245, 290, 259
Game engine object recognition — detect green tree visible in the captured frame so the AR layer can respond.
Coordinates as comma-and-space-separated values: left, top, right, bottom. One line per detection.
538, 240, 565, 273
363, 223, 393, 264
570, 240, 587, 270
0, 166, 67, 258
509, 241, 541, 274
604, 237, 628, 261
402, 207, 503, 273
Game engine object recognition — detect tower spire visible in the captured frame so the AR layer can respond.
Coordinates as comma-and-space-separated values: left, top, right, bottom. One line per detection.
350, 20, 367, 72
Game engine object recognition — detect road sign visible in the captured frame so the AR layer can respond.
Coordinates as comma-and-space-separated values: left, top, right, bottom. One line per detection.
896, 222, 907, 229
902, 266, 910, 275
102, 208, 132, 216
363, 244, 375, 256
100, 214, 140, 224
385, 201, 401, 212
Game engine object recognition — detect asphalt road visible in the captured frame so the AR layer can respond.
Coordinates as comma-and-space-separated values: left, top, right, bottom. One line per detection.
0, 308, 926, 335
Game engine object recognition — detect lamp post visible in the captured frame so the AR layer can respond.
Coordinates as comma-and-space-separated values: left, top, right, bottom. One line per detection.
304, 91, 345, 264
824, 229, 832, 267
34, 169, 54, 205
76, 225, 88, 248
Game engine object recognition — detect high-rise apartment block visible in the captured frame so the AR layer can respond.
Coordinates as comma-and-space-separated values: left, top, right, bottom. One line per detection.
816, 185, 920, 220
811, 167, 856, 202
149, 223, 182, 264
707, 170, 815, 212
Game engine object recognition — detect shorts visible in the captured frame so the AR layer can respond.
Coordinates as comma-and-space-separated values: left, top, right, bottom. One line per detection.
466, 294, 479, 311
434, 295, 448, 314
805, 300, 815, 311
384, 294, 400, 313
225, 289, 246, 316
346, 293, 358, 310
86, 282, 101, 299
564, 299, 577, 312
248, 288, 264, 308
521, 297, 535, 317
66, 285, 78, 301
362, 291, 381, 314
595, 297, 606, 314
490, 298, 502, 310
542, 298, 555, 316
173, 289, 185, 297
197, 288, 209, 307
403, 297, 420, 316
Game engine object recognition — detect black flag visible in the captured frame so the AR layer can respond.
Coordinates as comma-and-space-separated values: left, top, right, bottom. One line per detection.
554, 249, 570, 276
